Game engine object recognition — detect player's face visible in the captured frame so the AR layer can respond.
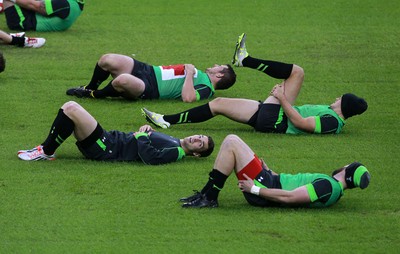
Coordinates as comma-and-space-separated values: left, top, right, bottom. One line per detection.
331, 166, 346, 177
206, 64, 228, 74
330, 96, 342, 108
183, 135, 209, 153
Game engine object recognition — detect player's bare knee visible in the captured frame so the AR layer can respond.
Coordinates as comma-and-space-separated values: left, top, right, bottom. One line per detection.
210, 97, 223, 105
98, 53, 116, 69
112, 74, 130, 90
62, 101, 81, 114
221, 134, 241, 149
291, 65, 304, 80
98, 54, 110, 66
209, 97, 227, 114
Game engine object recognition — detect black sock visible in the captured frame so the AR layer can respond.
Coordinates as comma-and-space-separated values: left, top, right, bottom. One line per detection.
85, 63, 111, 90
242, 56, 293, 79
201, 169, 228, 201
92, 81, 122, 98
10, 36, 25, 47
41, 109, 75, 155
163, 103, 214, 124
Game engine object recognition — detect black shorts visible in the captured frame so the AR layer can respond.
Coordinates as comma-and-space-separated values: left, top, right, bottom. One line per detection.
5, 6, 37, 31
76, 124, 139, 162
243, 169, 282, 207
247, 103, 288, 133
131, 59, 159, 99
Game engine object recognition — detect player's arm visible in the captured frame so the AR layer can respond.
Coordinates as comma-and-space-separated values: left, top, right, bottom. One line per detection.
258, 186, 311, 204
239, 174, 311, 204
134, 132, 185, 165
14, 0, 47, 15
195, 85, 213, 100
181, 64, 197, 103
318, 115, 340, 134
271, 84, 315, 133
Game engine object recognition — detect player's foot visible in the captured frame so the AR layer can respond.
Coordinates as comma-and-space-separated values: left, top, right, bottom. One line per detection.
182, 194, 218, 208
232, 33, 248, 67
66, 86, 93, 98
0, 0, 4, 13
17, 145, 56, 161
141, 108, 170, 129
10, 32, 26, 37
24, 37, 46, 48
17, 146, 40, 154
179, 190, 202, 202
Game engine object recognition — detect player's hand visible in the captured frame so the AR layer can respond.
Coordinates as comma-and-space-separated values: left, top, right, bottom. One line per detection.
238, 174, 254, 193
184, 64, 195, 76
270, 84, 284, 99
138, 124, 154, 133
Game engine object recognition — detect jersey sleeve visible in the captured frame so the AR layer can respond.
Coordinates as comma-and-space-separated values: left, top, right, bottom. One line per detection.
45, 0, 70, 18
194, 85, 213, 100
305, 178, 333, 204
314, 115, 339, 134
134, 133, 186, 165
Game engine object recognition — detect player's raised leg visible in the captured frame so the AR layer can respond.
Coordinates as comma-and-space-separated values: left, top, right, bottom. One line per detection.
232, 33, 304, 105
264, 64, 304, 105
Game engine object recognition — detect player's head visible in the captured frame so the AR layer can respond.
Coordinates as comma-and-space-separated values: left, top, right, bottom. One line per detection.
182, 135, 214, 157
332, 162, 371, 189
199, 135, 214, 157
210, 64, 236, 90
341, 93, 368, 119
0, 52, 5, 73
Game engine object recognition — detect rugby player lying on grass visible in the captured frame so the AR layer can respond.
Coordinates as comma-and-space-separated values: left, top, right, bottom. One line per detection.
18, 101, 214, 164
181, 134, 370, 208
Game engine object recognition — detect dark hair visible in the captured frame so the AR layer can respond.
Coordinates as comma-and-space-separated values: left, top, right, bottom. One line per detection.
198, 135, 215, 157
0, 52, 5, 73
215, 64, 236, 90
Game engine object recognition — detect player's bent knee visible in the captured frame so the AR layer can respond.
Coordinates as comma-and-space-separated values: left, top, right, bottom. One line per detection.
224, 134, 239, 142
113, 74, 131, 88
292, 65, 304, 79
98, 54, 111, 65
98, 53, 118, 68
222, 134, 243, 149
62, 101, 82, 114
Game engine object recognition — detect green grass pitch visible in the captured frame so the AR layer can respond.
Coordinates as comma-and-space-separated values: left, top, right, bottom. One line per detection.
0, 0, 399, 253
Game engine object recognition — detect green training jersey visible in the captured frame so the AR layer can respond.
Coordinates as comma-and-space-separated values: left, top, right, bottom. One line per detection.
35, 0, 84, 31
279, 172, 344, 208
153, 64, 215, 100
286, 104, 345, 134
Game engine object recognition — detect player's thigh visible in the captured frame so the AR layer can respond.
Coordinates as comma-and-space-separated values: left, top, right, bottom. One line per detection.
99, 54, 134, 76
210, 97, 260, 123
214, 134, 255, 172
61, 101, 98, 140
281, 65, 304, 104
263, 95, 279, 104
226, 135, 256, 169
113, 74, 146, 98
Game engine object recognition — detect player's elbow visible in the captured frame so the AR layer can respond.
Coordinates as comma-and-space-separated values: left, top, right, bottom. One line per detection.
182, 96, 197, 103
